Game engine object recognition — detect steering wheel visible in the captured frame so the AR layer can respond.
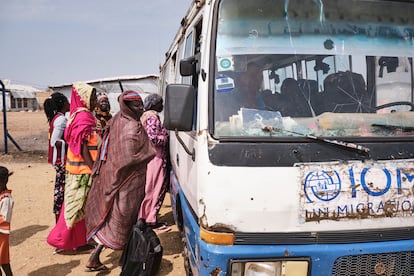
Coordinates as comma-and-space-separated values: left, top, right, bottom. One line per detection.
375, 101, 414, 112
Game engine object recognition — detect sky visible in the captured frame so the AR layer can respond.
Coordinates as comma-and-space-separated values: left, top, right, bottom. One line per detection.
0, 1, 192, 90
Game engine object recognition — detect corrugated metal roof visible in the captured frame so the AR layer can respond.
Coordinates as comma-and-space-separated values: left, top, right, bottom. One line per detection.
10, 90, 36, 99
47, 75, 160, 114
49, 74, 159, 89
3, 81, 41, 98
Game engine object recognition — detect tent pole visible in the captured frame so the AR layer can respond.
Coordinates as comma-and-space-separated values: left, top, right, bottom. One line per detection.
0, 80, 9, 154
0, 80, 22, 153
118, 80, 124, 92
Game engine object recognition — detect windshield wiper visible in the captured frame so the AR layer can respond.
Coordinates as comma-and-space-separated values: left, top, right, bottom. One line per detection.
262, 126, 370, 154
372, 123, 414, 132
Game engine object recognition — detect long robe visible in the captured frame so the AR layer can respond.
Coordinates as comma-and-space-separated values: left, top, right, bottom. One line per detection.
85, 92, 155, 250
138, 110, 169, 225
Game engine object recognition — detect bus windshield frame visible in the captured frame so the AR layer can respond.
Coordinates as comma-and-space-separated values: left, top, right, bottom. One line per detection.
212, 0, 414, 140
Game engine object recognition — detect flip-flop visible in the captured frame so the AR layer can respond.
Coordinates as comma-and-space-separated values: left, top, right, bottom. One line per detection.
153, 224, 172, 233
151, 222, 170, 228
53, 248, 64, 255
85, 264, 108, 272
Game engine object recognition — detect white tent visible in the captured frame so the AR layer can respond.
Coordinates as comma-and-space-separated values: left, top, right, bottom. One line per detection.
0, 80, 40, 111
49, 75, 159, 114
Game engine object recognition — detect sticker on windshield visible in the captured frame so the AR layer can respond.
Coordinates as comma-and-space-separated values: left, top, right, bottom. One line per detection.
215, 74, 235, 93
217, 56, 234, 71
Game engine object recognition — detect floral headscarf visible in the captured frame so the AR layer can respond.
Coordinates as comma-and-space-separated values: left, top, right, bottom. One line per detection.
69, 82, 94, 114
94, 92, 112, 133
64, 82, 97, 156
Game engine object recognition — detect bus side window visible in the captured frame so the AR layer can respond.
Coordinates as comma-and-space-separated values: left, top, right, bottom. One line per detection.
376, 56, 412, 113
176, 42, 185, 83
185, 19, 202, 130
183, 32, 194, 86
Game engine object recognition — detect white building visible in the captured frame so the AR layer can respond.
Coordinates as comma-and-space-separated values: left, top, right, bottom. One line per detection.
0, 80, 40, 111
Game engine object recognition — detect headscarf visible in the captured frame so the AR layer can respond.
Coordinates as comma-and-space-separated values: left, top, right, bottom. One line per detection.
123, 90, 142, 101
119, 90, 143, 121
69, 82, 94, 114
64, 82, 97, 156
143, 93, 162, 110
94, 92, 112, 130
97, 92, 108, 103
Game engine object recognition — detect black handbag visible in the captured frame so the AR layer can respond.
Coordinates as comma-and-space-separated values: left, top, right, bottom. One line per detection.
120, 219, 163, 276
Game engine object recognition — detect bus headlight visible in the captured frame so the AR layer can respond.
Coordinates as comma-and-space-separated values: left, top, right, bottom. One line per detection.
230, 259, 309, 276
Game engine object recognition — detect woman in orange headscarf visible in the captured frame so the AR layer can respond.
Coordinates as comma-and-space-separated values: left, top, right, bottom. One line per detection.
64, 82, 98, 227
47, 82, 98, 253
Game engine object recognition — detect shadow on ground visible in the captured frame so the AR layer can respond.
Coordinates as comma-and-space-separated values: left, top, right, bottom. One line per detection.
11, 225, 49, 246
28, 260, 80, 276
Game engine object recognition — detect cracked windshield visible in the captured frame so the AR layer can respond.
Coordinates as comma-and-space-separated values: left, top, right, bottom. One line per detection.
213, 0, 414, 139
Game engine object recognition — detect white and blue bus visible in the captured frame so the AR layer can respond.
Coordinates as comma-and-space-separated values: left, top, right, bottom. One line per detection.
159, 0, 414, 275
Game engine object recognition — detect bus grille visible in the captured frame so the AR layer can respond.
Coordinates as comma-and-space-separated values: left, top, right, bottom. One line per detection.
332, 251, 414, 276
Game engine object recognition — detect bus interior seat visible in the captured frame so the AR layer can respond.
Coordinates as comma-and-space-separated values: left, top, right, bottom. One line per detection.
322, 71, 372, 113
297, 79, 323, 115
297, 79, 318, 97
280, 78, 313, 117
262, 89, 286, 112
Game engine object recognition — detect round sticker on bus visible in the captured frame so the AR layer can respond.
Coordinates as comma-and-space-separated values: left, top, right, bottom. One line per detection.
218, 57, 234, 71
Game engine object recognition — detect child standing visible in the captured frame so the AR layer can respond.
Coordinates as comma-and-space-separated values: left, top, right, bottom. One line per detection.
0, 166, 14, 276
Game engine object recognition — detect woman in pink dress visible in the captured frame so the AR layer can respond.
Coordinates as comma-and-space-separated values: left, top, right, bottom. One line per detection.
138, 93, 171, 232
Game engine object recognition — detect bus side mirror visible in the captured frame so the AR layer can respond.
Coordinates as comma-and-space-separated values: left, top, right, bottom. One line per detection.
180, 53, 200, 76
164, 84, 195, 131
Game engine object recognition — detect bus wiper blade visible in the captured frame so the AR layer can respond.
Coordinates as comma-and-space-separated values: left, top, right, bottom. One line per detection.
262, 126, 370, 153
372, 123, 414, 132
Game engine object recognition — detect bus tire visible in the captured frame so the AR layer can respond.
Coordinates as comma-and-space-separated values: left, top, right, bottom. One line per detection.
183, 237, 193, 276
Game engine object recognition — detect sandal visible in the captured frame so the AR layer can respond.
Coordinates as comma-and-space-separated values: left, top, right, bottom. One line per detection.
53, 248, 64, 255
153, 224, 172, 233
85, 263, 108, 272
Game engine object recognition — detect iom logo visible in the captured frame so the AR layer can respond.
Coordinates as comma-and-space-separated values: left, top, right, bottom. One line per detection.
304, 170, 341, 202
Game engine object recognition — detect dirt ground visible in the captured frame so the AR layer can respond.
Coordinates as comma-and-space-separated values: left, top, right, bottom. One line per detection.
0, 111, 185, 275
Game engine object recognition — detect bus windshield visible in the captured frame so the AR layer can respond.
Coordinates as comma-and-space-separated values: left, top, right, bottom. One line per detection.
213, 0, 414, 139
